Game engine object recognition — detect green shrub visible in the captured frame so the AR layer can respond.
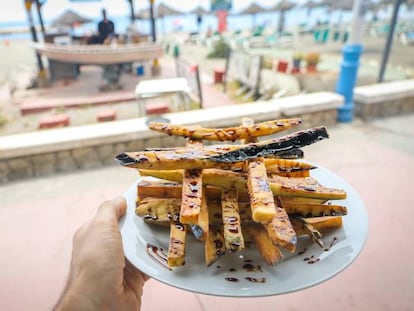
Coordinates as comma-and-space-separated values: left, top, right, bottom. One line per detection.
207, 39, 230, 59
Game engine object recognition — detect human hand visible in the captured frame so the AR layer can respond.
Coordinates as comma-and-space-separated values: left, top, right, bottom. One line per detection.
54, 197, 148, 311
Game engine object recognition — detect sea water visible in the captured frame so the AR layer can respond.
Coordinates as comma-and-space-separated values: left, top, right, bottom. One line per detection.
0, 5, 405, 42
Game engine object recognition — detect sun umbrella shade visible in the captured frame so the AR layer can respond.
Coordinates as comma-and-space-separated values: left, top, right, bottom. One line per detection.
190, 6, 210, 16
136, 3, 183, 19
302, 0, 325, 9
329, 0, 354, 11
51, 9, 93, 27
272, 0, 296, 11
157, 3, 183, 18
238, 3, 267, 15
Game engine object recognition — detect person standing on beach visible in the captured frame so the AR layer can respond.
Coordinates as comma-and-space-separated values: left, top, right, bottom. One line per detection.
98, 9, 115, 44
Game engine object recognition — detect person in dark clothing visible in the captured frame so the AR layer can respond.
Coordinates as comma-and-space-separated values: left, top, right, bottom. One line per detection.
97, 9, 115, 44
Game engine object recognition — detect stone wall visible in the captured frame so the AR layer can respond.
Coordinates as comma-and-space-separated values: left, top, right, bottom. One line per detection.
0, 92, 343, 183
354, 79, 414, 119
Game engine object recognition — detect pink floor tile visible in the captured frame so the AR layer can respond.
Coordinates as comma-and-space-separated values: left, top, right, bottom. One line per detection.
141, 280, 203, 311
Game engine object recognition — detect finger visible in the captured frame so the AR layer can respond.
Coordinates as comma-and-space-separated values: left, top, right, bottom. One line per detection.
124, 259, 148, 294
96, 196, 126, 222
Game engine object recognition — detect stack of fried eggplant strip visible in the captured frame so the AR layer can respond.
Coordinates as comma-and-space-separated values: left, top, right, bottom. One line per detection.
116, 118, 347, 268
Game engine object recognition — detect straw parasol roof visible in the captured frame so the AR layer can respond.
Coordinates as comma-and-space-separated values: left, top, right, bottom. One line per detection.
271, 0, 296, 12
271, 1, 296, 33
238, 2, 267, 15
329, 0, 354, 11
238, 2, 267, 28
190, 6, 209, 16
157, 3, 183, 18
51, 9, 93, 27
135, 3, 183, 19
302, 0, 327, 9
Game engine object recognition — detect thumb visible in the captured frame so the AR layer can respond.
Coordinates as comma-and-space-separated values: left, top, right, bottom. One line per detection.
112, 196, 127, 220
96, 196, 127, 222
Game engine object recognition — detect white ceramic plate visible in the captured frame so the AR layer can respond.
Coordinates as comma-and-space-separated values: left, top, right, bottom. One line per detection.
119, 166, 368, 297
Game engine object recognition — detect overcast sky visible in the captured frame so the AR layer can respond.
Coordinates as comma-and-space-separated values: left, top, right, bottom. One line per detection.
0, 0, 308, 23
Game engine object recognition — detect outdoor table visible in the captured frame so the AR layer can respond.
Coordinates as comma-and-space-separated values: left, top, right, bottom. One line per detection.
135, 78, 191, 117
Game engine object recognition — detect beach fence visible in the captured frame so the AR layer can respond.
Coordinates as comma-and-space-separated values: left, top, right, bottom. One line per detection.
224, 50, 263, 100
175, 58, 203, 109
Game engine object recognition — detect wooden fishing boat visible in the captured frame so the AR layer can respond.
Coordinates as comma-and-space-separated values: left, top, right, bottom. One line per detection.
30, 42, 164, 64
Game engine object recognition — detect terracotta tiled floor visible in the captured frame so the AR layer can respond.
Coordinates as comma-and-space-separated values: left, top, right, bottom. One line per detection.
0, 115, 414, 310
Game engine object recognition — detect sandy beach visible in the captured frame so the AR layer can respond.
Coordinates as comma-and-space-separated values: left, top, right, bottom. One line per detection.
0, 30, 413, 137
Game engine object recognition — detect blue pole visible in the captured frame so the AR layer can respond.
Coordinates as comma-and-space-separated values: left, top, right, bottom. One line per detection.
336, 44, 363, 122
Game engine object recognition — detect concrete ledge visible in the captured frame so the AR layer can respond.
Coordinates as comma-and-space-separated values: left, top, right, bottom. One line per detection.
354, 79, 414, 104
0, 92, 342, 183
20, 91, 136, 115
274, 92, 344, 116
354, 79, 414, 119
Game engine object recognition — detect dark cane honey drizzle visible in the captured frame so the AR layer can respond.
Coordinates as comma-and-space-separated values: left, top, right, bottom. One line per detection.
146, 243, 172, 271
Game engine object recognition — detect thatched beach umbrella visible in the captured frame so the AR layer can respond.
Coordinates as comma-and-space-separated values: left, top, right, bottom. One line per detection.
136, 4, 183, 19
157, 3, 183, 33
190, 6, 209, 16
136, 3, 183, 34
157, 3, 183, 18
303, 0, 321, 10
51, 9, 93, 28
322, 0, 353, 24
238, 2, 267, 28
330, 0, 354, 11
302, 0, 326, 17
271, 0, 296, 34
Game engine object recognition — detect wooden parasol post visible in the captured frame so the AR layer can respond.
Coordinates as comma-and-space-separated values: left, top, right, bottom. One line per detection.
24, 0, 48, 87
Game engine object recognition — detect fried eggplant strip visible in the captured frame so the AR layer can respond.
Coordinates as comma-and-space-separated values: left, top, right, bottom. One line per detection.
139, 169, 347, 200
138, 179, 250, 201
180, 169, 203, 224
291, 217, 324, 248
117, 151, 245, 170
292, 216, 343, 236
221, 189, 244, 252
247, 159, 277, 223
205, 226, 226, 267
180, 138, 204, 225
167, 222, 187, 267
265, 203, 297, 253
148, 118, 303, 141
264, 159, 316, 174
269, 176, 347, 199
209, 127, 329, 163
242, 118, 277, 223
195, 191, 209, 241
240, 117, 259, 144
245, 224, 284, 266
115, 127, 328, 169
137, 196, 345, 224
136, 197, 181, 222
182, 138, 209, 238
279, 201, 347, 217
